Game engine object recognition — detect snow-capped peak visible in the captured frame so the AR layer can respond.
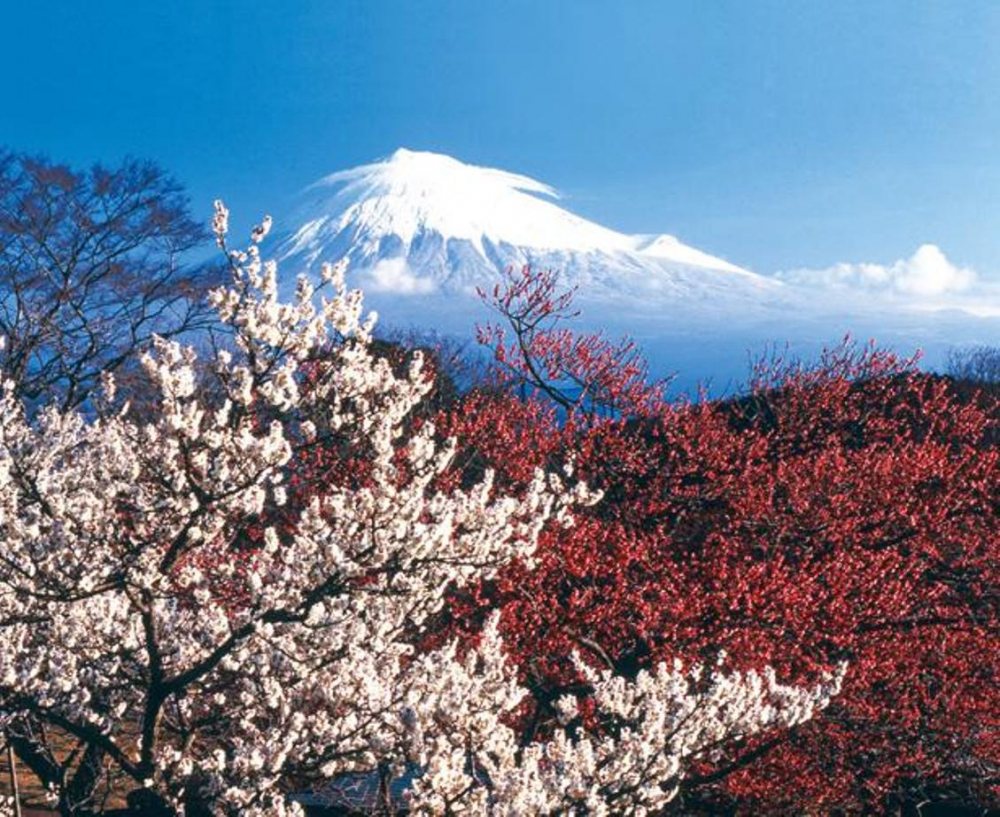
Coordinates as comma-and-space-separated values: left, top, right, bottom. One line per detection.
292, 148, 631, 254
277, 148, 763, 296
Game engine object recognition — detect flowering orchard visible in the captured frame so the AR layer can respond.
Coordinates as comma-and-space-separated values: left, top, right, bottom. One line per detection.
0, 207, 846, 815
432, 266, 998, 813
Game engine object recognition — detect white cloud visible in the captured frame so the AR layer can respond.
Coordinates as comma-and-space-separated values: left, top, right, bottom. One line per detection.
363, 258, 436, 294
777, 244, 977, 298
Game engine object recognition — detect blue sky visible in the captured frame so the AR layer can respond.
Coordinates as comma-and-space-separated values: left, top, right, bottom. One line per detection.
4, 1, 1000, 277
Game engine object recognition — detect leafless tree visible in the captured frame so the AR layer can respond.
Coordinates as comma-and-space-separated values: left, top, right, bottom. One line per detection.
0, 150, 216, 411
947, 345, 1000, 384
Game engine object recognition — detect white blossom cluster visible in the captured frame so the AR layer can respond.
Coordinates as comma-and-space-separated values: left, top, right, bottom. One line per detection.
399, 616, 845, 815
0, 205, 844, 815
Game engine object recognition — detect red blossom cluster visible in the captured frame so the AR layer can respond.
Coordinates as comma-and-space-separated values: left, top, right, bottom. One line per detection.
437, 267, 997, 813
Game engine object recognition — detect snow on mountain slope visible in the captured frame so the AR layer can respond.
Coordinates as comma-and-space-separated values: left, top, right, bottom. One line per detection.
275, 148, 771, 300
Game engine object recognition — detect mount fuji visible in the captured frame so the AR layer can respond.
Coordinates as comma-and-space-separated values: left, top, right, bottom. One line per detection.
270, 149, 998, 393
276, 148, 775, 303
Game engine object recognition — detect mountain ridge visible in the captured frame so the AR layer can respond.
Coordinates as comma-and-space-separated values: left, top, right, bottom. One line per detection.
275, 148, 768, 299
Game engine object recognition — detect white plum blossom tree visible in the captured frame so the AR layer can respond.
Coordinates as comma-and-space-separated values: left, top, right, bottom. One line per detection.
0, 203, 844, 815
400, 621, 845, 815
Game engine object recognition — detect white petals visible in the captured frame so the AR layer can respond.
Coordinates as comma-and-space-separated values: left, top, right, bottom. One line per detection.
212, 199, 230, 247
251, 214, 273, 244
